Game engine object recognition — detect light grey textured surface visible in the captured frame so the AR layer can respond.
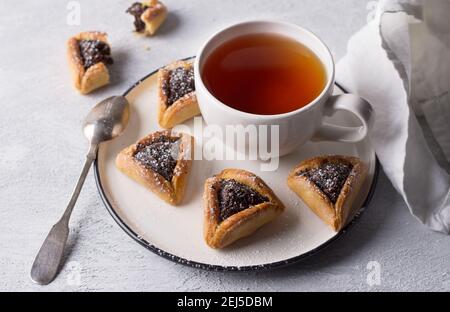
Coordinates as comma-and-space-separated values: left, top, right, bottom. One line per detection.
1, 0, 449, 292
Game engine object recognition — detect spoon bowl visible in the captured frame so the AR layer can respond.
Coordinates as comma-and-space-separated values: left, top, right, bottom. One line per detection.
83, 96, 130, 144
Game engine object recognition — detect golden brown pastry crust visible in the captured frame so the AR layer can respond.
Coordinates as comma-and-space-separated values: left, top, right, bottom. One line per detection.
204, 169, 285, 249
140, 0, 168, 36
67, 31, 111, 94
115, 130, 194, 205
157, 60, 200, 128
287, 155, 367, 231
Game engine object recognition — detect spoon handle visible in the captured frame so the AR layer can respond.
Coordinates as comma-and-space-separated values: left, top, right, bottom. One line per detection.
30, 144, 98, 285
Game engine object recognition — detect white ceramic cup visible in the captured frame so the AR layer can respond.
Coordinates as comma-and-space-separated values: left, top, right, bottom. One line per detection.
194, 21, 374, 156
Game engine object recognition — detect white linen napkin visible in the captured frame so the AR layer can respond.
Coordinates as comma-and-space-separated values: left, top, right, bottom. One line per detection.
336, 0, 450, 233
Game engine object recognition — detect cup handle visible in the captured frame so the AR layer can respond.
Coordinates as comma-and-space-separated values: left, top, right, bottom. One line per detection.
312, 94, 374, 142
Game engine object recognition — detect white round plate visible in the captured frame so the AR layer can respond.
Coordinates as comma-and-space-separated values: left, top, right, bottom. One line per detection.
94, 58, 379, 271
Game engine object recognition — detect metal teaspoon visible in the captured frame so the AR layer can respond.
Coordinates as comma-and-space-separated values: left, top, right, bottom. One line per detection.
30, 96, 130, 285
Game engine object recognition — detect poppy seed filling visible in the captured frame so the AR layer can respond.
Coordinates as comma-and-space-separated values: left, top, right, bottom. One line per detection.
134, 136, 180, 181
162, 67, 195, 105
126, 2, 148, 32
300, 162, 352, 204
217, 179, 268, 222
78, 39, 113, 70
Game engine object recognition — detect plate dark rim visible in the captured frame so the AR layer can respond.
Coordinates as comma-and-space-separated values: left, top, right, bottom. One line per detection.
93, 57, 380, 272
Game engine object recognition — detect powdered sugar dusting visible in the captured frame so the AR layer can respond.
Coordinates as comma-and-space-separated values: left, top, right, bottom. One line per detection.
162, 67, 195, 105
134, 136, 180, 181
